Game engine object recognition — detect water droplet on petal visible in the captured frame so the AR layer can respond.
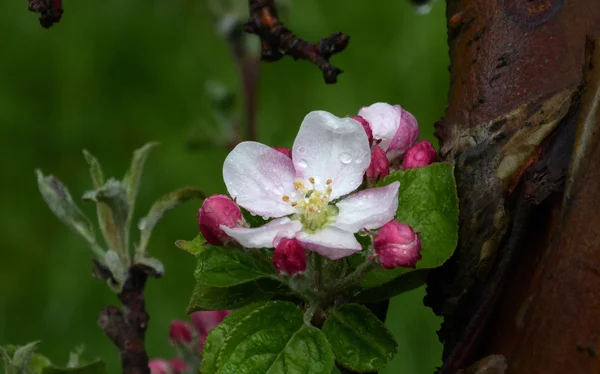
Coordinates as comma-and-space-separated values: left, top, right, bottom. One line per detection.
297, 146, 306, 154
297, 159, 308, 168
340, 152, 353, 164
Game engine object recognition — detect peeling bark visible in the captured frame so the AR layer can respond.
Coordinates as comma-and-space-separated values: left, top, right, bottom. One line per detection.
428, 0, 600, 372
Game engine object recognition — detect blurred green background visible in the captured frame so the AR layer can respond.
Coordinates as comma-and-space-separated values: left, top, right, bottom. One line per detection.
0, 0, 449, 373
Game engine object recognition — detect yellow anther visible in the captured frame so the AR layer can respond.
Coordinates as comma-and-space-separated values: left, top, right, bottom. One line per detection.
282, 195, 290, 202
291, 202, 297, 207
326, 179, 333, 185
327, 186, 333, 195
309, 177, 315, 184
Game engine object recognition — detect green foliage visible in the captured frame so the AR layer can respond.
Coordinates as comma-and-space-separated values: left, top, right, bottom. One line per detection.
322, 304, 397, 372
175, 234, 206, 256
186, 280, 280, 313
360, 163, 459, 291
194, 246, 274, 287
1, 343, 107, 374
202, 301, 334, 374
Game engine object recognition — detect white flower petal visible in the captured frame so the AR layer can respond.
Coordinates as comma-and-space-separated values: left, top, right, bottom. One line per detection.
358, 103, 400, 151
221, 218, 302, 248
223, 141, 297, 218
296, 227, 362, 260
292, 111, 370, 199
333, 181, 400, 232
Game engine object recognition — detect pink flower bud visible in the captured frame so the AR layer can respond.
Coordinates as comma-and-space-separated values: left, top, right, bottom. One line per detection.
169, 321, 193, 345
170, 358, 188, 374
402, 140, 437, 170
350, 115, 373, 146
273, 147, 292, 158
197, 195, 244, 245
374, 221, 422, 269
387, 106, 419, 160
365, 146, 389, 184
148, 359, 171, 374
190, 310, 230, 335
358, 103, 419, 161
273, 238, 307, 275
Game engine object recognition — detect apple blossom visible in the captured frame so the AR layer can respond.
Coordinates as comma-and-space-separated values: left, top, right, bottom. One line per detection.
149, 359, 171, 374
358, 102, 419, 161
273, 147, 292, 158
168, 321, 193, 345
349, 115, 373, 146
221, 110, 400, 260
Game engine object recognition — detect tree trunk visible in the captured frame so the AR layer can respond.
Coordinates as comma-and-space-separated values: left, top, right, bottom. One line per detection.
427, 1, 600, 372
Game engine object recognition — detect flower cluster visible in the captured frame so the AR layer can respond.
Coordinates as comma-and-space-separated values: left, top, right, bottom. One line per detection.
198, 102, 434, 272
148, 310, 230, 374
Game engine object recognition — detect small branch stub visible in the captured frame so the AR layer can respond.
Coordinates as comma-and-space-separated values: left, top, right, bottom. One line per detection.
245, 0, 349, 84
28, 0, 63, 28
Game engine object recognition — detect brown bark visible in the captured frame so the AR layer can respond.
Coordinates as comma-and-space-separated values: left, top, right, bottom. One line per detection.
97, 265, 151, 374
429, 0, 600, 372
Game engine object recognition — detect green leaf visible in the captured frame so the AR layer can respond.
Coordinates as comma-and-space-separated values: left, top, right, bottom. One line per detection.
122, 142, 159, 231
201, 303, 267, 374
361, 163, 459, 289
43, 360, 107, 374
203, 301, 334, 374
82, 150, 120, 259
175, 234, 205, 256
136, 187, 204, 255
322, 304, 397, 372
352, 269, 429, 303
83, 179, 130, 258
36, 170, 101, 256
1, 343, 52, 374
194, 246, 274, 287
187, 279, 281, 313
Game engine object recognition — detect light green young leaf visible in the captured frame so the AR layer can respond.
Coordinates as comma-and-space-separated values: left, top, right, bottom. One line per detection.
194, 246, 274, 287
1, 346, 15, 374
103, 250, 128, 292
203, 301, 334, 374
186, 279, 282, 313
136, 187, 204, 255
82, 150, 121, 258
13, 341, 41, 369
35, 170, 102, 258
122, 142, 159, 232
1, 342, 51, 374
83, 179, 130, 260
175, 234, 206, 256
361, 162, 459, 289
322, 304, 397, 372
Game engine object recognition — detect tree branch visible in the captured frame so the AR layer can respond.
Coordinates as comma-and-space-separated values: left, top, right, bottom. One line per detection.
97, 265, 151, 374
245, 0, 349, 84
28, 0, 63, 28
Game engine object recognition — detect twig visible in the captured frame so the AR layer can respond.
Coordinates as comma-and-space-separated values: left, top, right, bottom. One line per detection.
227, 26, 261, 143
245, 0, 350, 84
28, 0, 63, 28
97, 265, 152, 374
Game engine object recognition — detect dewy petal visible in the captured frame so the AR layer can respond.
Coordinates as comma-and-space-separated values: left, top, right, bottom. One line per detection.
292, 111, 371, 199
221, 218, 302, 249
296, 227, 362, 260
223, 141, 297, 218
358, 103, 401, 151
333, 181, 400, 233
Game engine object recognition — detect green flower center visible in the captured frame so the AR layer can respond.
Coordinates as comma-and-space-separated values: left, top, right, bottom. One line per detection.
282, 178, 338, 234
